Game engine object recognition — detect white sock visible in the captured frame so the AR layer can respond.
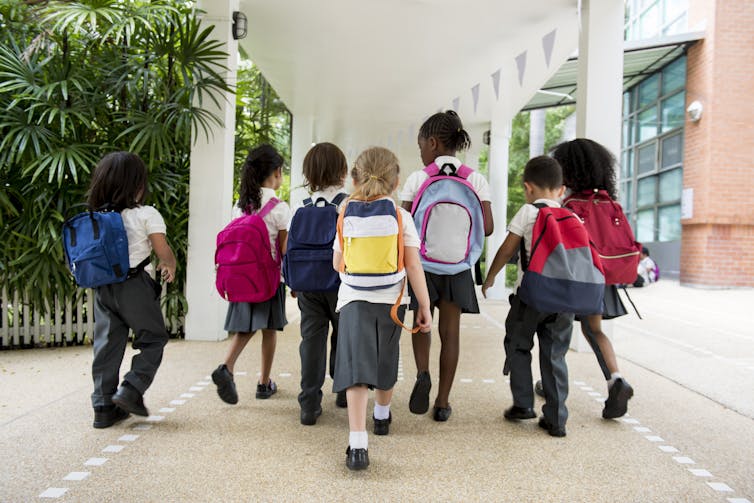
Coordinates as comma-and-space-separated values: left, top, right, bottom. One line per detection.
373, 402, 391, 420
608, 372, 622, 388
349, 431, 368, 450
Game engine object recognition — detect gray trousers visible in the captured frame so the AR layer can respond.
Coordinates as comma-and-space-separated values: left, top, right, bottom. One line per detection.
297, 291, 339, 411
91, 271, 168, 408
504, 294, 574, 429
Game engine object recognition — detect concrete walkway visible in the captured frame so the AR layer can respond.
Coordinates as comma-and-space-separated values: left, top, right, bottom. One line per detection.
1, 281, 752, 502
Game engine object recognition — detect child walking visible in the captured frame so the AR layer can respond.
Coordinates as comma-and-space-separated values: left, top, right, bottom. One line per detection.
400, 110, 494, 421
552, 138, 634, 419
87, 152, 176, 428
211, 144, 291, 404
289, 142, 349, 425
482, 156, 574, 437
333, 147, 432, 470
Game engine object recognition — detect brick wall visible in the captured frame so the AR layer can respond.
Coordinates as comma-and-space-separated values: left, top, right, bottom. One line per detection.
681, 0, 754, 287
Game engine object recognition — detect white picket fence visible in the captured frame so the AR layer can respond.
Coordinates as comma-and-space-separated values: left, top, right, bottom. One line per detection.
0, 288, 182, 349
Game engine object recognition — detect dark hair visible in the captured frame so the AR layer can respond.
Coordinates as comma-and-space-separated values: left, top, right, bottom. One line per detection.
523, 155, 563, 190
642, 246, 650, 256
87, 151, 148, 211
551, 138, 618, 200
238, 144, 284, 212
303, 142, 348, 192
418, 110, 471, 152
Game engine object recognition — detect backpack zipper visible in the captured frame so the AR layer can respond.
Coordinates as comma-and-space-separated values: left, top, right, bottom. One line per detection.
599, 251, 640, 259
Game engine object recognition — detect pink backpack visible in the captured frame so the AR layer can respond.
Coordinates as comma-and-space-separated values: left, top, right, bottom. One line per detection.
215, 198, 281, 303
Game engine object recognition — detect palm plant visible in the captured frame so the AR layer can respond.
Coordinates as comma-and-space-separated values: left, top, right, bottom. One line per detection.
0, 0, 229, 337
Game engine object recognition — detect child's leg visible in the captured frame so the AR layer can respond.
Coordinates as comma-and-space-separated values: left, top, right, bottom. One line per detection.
411, 315, 431, 373
580, 315, 618, 380
297, 292, 329, 411
223, 332, 254, 373
346, 385, 369, 441
504, 296, 537, 408
91, 291, 130, 407
260, 329, 277, 385
538, 313, 574, 429
435, 299, 461, 408
375, 388, 393, 409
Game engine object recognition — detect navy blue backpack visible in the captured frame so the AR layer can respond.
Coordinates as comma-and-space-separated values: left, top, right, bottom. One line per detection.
63, 210, 142, 288
283, 193, 347, 292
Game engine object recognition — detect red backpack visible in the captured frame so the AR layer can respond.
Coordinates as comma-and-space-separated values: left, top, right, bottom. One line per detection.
564, 190, 641, 285
215, 198, 281, 303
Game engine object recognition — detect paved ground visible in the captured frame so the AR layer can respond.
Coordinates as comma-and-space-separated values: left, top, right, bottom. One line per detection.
1, 280, 752, 502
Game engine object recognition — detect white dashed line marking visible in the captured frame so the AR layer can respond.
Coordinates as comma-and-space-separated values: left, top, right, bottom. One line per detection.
634, 426, 651, 433
132, 423, 152, 431
279, 372, 292, 378
707, 482, 733, 492
726, 498, 752, 503
672, 456, 695, 465
460, 378, 473, 383
118, 435, 139, 442
197, 381, 211, 386
39, 488, 68, 498
146, 415, 165, 422
62, 472, 89, 481
159, 407, 176, 413
84, 458, 108, 466
189, 386, 204, 392
621, 418, 641, 424
482, 379, 495, 383
235, 371, 248, 376
580, 386, 594, 391
645, 436, 664, 442
180, 393, 195, 398
102, 445, 124, 453
587, 392, 602, 397
688, 469, 712, 477
573, 381, 586, 386
170, 399, 187, 406
658, 446, 679, 453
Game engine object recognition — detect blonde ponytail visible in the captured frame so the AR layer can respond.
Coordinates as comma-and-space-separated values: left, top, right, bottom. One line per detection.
351, 147, 400, 200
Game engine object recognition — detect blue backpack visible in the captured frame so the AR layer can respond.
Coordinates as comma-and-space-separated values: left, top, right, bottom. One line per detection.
63, 210, 142, 288
410, 162, 485, 275
283, 193, 347, 292
518, 204, 605, 315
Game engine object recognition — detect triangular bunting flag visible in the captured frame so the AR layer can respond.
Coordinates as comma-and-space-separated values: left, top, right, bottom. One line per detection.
452, 97, 460, 112
515, 51, 527, 86
471, 83, 480, 114
491, 69, 501, 100
542, 30, 556, 67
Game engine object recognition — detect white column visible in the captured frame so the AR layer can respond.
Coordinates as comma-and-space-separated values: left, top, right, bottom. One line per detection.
185, 0, 239, 341
573, 0, 623, 351
575, 0, 624, 156
484, 111, 511, 300
290, 115, 314, 207
463, 123, 486, 171
529, 109, 546, 157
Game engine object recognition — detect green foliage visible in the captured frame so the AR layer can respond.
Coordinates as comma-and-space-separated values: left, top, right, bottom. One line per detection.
0, 0, 229, 330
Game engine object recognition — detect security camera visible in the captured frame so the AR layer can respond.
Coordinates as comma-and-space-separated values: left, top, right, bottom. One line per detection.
687, 101, 703, 122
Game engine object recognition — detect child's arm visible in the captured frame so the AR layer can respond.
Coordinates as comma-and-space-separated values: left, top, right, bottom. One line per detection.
278, 230, 288, 256
404, 246, 432, 332
401, 201, 413, 212
333, 250, 342, 272
482, 201, 494, 236
148, 233, 177, 283
481, 231, 522, 298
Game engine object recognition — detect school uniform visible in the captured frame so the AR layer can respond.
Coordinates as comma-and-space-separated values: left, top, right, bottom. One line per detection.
504, 199, 574, 430
400, 155, 490, 313
331, 200, 420, 393
289, 186, 347, 412
224, 187, 291, 333
91, 205, 168, 408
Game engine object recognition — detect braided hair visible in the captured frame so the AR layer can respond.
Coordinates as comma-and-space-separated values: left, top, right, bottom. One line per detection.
238, 144, 284, 213
551, 138, 618, 200
418, 110, 471, 152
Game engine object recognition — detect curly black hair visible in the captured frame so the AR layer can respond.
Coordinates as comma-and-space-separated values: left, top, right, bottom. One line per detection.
551, 138, 618, 200
418, 110, 471, 152
238, 144, 284, 213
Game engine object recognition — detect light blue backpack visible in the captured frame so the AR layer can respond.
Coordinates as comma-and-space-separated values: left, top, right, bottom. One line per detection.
410, 162, 485, 275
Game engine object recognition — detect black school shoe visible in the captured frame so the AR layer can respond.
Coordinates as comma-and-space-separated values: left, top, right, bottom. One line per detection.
538, 417, 566, 437
335, 390, 348, 408
409, 371, 431, 414
432, 405, 452, 422
256, 380, 278, 399
504, 405, 537, 421
534, 380, 545, 398
373, 412, 392, 436
211, 364, 239, 404
346, 446, 369, 470
93, 405, 130, 429
112, 382, 149, 417
602, 378, 634, 419
300, 406, 322, 426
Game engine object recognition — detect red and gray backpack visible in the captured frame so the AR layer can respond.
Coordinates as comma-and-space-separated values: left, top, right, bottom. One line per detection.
215, 198, 281, 303
563, 189, 642, 285
518, 203, 605, 315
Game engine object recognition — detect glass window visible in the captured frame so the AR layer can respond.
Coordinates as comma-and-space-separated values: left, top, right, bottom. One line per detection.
620, 181, 633, 210
663, 0, 687, 23
638, 75, 659, 108
661, 91, 685, 132
636, 209, 655, 242
637, 176, 657, 207
622, 119, 634, 147
623, 91, 631, 114
661, 133, 683, 168
663, 13, 687, 36
640, 4, 660, 39
658, 204, 682, 241
638, 107, 658, 142
662, 57, 686, 94
638, 143, 656, 174
659, 168, 683, 203
621, 150, 633, 178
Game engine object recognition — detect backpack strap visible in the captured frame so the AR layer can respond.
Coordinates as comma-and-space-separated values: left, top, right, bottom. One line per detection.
518, 203, 549, 272
126, 256, 152, 279
303, 197, 313, 207
257, 197, 280, 218
331, 192, 348, 206
422, 162, 440, 177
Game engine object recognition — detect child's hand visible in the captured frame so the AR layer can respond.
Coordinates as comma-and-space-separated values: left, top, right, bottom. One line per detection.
482, 276, 495, 298
157, 263, 175, 283
290, 290, 297, 299
415, 305, 432, 333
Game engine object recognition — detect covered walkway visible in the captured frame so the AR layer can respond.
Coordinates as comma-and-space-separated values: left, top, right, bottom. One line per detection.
2, 282, 753, 501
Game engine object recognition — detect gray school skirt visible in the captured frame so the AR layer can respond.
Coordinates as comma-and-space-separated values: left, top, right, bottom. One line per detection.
224, 282, 288, 333
332, 301, 405, 393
